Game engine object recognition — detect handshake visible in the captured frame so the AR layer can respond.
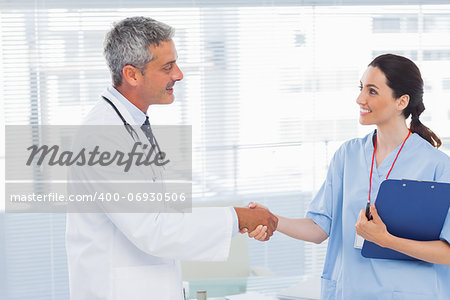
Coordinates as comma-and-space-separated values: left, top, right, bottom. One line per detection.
234, 203, 278, 241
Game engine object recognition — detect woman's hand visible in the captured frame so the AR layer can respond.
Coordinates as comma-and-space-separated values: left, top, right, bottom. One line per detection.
248, 202, 267, 210
355, 204, 391, 247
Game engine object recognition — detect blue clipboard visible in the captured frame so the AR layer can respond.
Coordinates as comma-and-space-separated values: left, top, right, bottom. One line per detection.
361, 179, 450, 261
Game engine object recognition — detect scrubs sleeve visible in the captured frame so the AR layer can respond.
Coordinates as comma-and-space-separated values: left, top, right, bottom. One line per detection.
439, 208, 450, 243
435, 154, 450, 243
434, 153, 450, 183
306, 146, 345, 236
306, 181, 334, 236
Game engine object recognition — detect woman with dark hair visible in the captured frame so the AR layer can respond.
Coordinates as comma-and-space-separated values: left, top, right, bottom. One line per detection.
245, 54, 450, 299
368, 54, 441, 148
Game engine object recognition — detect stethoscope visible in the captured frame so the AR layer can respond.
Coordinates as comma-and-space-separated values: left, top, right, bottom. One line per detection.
102, 96, 163, 156
102, 95, 167, 187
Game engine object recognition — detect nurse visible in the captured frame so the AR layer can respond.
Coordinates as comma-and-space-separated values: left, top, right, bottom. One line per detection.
246, 54, 450, 299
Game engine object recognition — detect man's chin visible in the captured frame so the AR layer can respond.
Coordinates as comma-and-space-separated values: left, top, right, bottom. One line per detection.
165, 95, 175, 104
156, 95, 175, 105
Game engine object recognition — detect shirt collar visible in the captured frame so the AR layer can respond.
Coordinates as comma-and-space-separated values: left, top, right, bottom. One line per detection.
107, 85, 147, 125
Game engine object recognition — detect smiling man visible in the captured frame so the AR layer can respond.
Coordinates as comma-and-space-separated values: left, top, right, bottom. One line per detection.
65, 17, 278, 300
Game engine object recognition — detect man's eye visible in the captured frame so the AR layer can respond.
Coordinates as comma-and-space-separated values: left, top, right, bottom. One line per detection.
163, 65, 173, 71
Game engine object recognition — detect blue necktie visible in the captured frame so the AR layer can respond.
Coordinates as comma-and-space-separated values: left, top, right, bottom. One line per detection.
141, 116, 156, 147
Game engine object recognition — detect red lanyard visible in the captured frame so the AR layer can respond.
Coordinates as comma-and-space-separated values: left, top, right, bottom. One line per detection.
368, 130, 411, 204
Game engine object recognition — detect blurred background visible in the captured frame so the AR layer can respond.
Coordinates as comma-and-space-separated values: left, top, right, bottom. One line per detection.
1, 0, 450, 299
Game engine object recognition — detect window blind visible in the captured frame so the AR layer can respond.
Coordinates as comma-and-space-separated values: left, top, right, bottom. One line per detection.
1, 2, 450, 299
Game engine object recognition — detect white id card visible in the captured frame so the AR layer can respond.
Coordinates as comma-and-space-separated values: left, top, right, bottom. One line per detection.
354, 234, 365, 249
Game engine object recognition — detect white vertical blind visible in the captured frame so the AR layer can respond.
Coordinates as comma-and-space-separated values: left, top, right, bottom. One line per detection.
1, 2, 450, 298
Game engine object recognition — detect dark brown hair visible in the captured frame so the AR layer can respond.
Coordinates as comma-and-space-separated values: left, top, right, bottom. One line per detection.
369, 54, 441, 148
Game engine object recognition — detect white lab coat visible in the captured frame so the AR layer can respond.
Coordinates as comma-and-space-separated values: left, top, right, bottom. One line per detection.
66, 87, 234, 300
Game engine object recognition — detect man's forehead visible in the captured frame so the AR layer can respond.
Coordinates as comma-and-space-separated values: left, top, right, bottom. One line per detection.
149, 40, 177, 60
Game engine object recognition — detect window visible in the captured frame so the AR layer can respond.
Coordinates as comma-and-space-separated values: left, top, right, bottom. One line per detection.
373, 17, 401, 32
372, 15, 418, 33
443, 78, 450, 90
424, 13, 450, 33
423, 49, 450, 61
1, 2, 450, 299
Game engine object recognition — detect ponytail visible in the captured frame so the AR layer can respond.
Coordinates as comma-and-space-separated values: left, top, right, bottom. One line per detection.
409, 102, 442, 148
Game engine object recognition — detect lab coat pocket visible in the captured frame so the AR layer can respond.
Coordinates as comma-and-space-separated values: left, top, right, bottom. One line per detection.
392, 291, 437, 300
113, 264, 172, 300
320, 277, 337, 300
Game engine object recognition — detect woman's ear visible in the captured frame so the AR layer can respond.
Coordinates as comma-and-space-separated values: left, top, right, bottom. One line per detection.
397, 94, 410, 111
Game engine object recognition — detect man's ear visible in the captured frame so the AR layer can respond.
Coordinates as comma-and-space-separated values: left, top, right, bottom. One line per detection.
122, 65, 142, 87
397, 94, 410, 111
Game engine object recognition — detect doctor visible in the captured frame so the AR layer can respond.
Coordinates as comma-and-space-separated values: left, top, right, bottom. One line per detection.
246, 54, 450, 299
66, 16, 278, 300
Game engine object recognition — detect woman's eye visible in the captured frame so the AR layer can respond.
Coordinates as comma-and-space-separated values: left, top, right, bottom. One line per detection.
369, 89, 377, 95
358, 85, 363, 91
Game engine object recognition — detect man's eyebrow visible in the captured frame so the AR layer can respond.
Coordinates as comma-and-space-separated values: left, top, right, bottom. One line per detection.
162, 55, 178, 66
162, 59, 177, 66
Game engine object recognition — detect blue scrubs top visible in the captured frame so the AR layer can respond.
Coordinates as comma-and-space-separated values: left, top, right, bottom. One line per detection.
306, 131, 450, 300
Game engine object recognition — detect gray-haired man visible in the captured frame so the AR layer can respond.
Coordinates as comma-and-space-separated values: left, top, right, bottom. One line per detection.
66, 16, 277, 300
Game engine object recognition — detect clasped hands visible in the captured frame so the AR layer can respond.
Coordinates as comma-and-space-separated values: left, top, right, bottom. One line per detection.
234, 202, 277, 241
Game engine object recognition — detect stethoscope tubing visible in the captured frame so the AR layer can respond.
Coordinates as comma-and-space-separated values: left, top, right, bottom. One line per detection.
102, 96, 163, 154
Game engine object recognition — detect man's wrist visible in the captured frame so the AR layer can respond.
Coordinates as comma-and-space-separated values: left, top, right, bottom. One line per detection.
233, 207, 245, 229
230, 207, 239, 236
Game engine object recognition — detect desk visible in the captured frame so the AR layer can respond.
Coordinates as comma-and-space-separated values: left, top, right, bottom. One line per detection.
188, 275, 307, 299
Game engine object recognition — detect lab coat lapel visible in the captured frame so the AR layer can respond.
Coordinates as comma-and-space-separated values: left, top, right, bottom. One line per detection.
101, 88, 139, 126
100, 88, 165, 183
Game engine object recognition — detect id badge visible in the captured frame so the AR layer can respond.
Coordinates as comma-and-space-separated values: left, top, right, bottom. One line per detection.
354, 233, 365, 249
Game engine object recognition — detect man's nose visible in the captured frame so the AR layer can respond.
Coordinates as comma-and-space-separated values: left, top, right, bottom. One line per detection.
172, 63, 183, 81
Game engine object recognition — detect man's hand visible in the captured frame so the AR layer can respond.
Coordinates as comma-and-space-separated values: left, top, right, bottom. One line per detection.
234, 206, 278, 240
